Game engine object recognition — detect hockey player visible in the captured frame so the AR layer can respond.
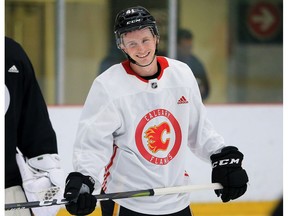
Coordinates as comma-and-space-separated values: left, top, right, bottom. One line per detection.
64, 6, 248, 216
5, 37, 65, 216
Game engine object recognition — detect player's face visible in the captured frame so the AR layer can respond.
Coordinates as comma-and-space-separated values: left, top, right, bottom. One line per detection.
121, 28, 157, 66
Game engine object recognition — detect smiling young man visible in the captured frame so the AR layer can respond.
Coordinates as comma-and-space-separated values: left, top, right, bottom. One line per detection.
120, 28, 158, 75
63, 6, 249, 216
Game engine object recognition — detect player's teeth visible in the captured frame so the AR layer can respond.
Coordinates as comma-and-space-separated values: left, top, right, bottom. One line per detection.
139, 53, 149, 58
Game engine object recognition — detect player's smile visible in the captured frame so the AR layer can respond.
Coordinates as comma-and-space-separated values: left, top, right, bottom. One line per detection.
135, 51, 152, 64
136, 52, 150, 59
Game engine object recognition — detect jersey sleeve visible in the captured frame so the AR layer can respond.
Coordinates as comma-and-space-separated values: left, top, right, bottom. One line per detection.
73, 79, 122, 188
186, 64, 225, 162
20, 57, 58, 157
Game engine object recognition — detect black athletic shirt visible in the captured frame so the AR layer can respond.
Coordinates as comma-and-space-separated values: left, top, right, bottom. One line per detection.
5, 37, 58, 188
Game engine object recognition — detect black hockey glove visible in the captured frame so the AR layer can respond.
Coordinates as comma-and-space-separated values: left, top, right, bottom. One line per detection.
210, 146, 248, 202
64, 172, 96, 215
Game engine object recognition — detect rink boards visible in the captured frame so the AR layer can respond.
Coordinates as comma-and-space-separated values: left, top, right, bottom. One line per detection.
48, 104, 283, 215
55, 201, 279, 216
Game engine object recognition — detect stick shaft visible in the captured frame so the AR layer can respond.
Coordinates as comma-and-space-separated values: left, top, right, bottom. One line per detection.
154, 183, 223, 196
5, 183, 222, 211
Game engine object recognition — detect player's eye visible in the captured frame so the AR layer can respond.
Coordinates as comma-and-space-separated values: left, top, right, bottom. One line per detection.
127, 42, 137, 48
143, 38, 151, 43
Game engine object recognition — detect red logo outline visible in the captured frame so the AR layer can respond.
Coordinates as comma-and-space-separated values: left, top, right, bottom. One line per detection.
135, 109, 182, 165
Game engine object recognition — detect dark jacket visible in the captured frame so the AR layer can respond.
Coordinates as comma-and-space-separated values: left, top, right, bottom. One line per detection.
5, 37, 58, 188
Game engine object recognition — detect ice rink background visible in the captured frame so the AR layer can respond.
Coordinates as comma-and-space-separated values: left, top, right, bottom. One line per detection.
48, 104, 283, 203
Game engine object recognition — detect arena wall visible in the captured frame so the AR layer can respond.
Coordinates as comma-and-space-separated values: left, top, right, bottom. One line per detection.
48, 104, 283, 216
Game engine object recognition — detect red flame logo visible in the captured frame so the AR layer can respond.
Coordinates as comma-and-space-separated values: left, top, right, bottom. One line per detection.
144, 122, 170, 153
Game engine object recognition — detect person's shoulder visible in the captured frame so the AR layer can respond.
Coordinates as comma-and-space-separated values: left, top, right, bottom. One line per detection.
5, 36, 16, 46
164, 56, 192, 72
161, 56, 188, 68
190, 54, 205, 65
97, 63, 124, 80
5, 37, 28, 63
162, 57, 196, 87
5, 37, 24, 52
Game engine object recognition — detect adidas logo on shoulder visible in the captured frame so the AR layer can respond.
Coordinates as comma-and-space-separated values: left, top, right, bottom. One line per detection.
177, 96, 188, 104
8, 65, 19, 73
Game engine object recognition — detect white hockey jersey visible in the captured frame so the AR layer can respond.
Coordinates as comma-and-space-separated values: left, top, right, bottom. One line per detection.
73, 56, 225, 214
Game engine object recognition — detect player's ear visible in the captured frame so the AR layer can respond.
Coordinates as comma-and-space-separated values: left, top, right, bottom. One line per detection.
119, 43, 125, 49
155, 36, 160, 45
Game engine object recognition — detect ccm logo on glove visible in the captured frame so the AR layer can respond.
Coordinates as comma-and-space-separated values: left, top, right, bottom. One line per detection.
212, 158, 240, 168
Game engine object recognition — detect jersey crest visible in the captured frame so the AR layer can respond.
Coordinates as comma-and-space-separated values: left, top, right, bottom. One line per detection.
135, 109, 182, 165
144, 122, 170, 153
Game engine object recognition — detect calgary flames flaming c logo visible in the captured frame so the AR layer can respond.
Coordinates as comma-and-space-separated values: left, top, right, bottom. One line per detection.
144, 122, 170, 153
135, 109, 181, 165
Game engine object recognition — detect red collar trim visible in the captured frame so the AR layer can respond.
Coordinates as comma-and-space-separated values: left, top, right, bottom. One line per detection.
121, 56, 169, 82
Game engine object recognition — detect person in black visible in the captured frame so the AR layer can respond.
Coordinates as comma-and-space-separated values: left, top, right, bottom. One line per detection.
177, 28, 210, 101
5, 37, 62, 216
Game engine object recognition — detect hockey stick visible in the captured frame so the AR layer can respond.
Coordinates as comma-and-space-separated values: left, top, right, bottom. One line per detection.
5, 183, 222, 211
